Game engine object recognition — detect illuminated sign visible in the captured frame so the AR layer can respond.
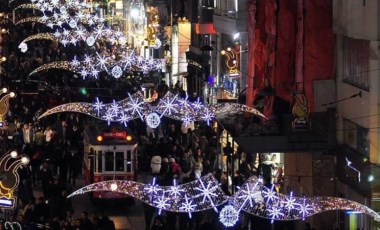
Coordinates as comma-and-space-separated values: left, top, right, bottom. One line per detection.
102, 131, 127, 139
0, 151, 29, 209
291, 90, 310, 131
0, 197, 15, 208
221, 46, 240, 78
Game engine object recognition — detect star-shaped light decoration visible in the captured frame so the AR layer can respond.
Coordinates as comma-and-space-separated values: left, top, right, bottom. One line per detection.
262, 184, 279, 204
154, 194, 171, 215
235, 181, 261, 212
195, 175, 219, 212
38, 92, 267, 132
92, 97, 105, 116
179, 195, 197, 218
29, 52, 164, 78
118, 112, 131, 127
65, 174, 380, 225
267, 204, 285, 223
298, 197, 314, 220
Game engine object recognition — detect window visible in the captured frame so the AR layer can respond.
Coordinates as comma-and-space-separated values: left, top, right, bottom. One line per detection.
202, 0, 214, 8
97, 151, 102, 172
105, 152, 114, 171
126, 150, 132, 172
342, 37, 370, 91
115, 152, 124, 172
343, 119, 369, 156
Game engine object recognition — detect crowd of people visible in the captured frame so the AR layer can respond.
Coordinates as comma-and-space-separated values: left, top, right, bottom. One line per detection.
0, 7, 122, 229
0, 3, 285, 230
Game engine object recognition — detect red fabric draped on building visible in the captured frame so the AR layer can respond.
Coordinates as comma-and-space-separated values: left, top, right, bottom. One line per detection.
246, 0, 334, 116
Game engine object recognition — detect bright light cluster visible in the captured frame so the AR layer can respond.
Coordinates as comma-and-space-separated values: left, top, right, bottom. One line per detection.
68, 173, 229, 215
34, 0, 91, 12
67, 173, 380, 226
38, 91, 268, 129
14, 0, 163, 79
38, 92, 214, 128
19, 24, 128, 52
29, 51, 164, 78
15, 11, 103, 29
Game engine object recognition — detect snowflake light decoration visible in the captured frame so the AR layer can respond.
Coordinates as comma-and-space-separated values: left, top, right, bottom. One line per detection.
181, 114, 194, 128
154, 194, 171, 215
29, 52, 164, 78
168, 179, 185, 199
267, 204, 285, 223
262, 184, 278, 204
283, 192, 299, 212
235, 181, 261, 212
38, 92, 268, 131
111, 66, 123, 79
144, 177, 161, 198
146, 112, 161, 128
179, 195, 197, 218
195, 175, 219, 212
92, 97, 105, 116
118, 112, 131, 127
299, 197, 313, 220
201, 109, 215, 126
219, 204, 240, 227
67, 174, 380, 225
157, 94, 178, 117
127, 93, 147, 121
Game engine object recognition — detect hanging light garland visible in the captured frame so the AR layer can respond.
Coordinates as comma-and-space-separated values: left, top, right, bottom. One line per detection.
68, 174, 380, 227
15, 11, 104, 29
13, 3, 40, 11
38, 91, 266, 128
18, 23, 128, 52
29, 50, 164, 78
14, 0, 103, 30
14, 0, 92, 15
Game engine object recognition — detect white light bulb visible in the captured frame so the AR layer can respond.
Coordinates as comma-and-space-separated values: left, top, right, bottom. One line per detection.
19, 42, 28, 53
111, 183, 118, 191
10, 151, 17, 158
21, 156, 30, 165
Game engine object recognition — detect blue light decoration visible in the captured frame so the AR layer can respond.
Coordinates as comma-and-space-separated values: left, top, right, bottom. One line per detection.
68, 174, 380, 228
38, 91, 268, 129
208, 75, 214, 85
219, 204, 239, 227
28, 51, 164, 78
0, 197, 15, 208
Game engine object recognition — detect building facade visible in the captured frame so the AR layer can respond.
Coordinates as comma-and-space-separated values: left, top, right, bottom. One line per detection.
334, 0, 380, 229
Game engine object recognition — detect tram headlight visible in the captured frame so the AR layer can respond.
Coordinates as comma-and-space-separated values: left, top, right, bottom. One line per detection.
126, 135, 132, 141
96, 135, 103, 142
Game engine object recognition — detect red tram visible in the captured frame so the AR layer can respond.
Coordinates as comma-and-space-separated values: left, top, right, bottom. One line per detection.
83, 125, 137, 199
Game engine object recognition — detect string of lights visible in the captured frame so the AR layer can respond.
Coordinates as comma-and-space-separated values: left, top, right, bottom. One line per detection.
37, 91, 267, 129
28, 50, 164, 78
19, 23, 128, 51
68, 174, 380, 227
15, 12, 104, 29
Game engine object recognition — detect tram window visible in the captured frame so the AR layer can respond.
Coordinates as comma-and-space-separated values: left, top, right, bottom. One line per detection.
115, 152, 124, 171
126, 150, 132, 172
97, 151, 102, 172
105, 152, 114, 171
